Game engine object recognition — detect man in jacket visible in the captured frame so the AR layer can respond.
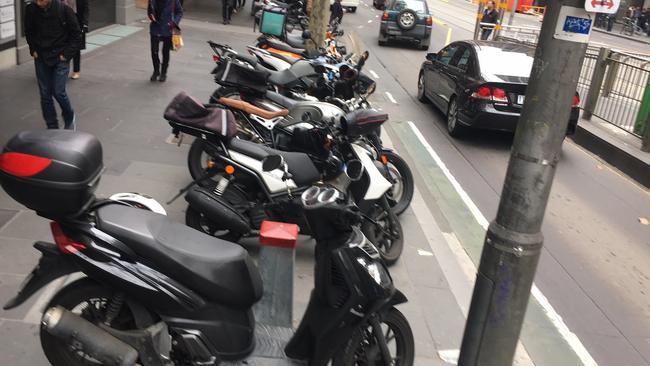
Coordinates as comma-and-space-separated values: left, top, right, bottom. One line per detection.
480, 0, 499, 40
148, 0, 183, 82
25, 0, 82, 129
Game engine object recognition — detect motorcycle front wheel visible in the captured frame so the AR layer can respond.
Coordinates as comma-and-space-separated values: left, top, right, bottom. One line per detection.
333, 308, 414, 366
382, 150, 414, 216
40, 278, 148, 366
362, 203, 404, 266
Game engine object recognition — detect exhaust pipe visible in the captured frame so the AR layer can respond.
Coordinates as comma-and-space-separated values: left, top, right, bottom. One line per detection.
42, 306, 139, 366
186, 187, 251, 235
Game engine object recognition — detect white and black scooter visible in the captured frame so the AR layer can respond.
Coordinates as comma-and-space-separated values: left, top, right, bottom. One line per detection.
165, 93, 404, 264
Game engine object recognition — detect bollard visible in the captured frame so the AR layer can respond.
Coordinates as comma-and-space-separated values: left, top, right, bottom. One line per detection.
583, 47, 610, 120
253, 221, 299, 328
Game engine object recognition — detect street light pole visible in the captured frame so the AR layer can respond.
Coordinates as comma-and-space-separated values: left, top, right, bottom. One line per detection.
508, 0, 519, 25
457, 0, 589, 365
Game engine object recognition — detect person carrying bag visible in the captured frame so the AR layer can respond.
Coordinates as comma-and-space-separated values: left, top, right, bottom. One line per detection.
147, 0, 183, 82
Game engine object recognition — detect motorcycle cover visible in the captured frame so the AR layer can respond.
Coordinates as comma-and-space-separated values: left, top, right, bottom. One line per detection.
164, 91, 238, 140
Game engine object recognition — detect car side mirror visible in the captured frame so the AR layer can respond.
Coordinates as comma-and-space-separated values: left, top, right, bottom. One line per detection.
426, 52, 438, 61
262, 155, 285, 172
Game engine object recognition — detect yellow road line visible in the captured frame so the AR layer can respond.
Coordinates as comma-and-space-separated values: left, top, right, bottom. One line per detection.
432, 18, 446, 26
445, 27, 453, 45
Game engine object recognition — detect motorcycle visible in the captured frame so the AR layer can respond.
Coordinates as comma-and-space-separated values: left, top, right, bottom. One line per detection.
164, 92, 405, 264
0, 129, 415, 366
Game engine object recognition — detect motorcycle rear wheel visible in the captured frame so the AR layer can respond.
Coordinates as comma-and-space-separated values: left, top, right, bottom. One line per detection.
362, 204, 404, 266
333, 308, 414, 366
382, 151, 414, 216
40, 278, 145, 366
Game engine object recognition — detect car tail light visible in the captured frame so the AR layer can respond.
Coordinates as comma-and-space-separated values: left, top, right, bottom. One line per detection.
0, 152, 52, 177
471, 86, 508, 103
572, 94, 580, 107
212, 54, 220, 62
51, 222, 86, 254
426, 16, 433, 26
382, 11, 389, 20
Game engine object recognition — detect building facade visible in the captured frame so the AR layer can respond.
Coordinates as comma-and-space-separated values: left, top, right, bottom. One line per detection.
0, 0, 138, 70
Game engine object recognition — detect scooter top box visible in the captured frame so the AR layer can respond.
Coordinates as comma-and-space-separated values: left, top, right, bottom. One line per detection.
0, 130, 103, 217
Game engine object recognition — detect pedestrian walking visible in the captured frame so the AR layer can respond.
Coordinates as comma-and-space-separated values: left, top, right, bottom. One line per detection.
147, 0, 183, 82
63, 0, 89, 80
607, 13, 615, 32
222, 0, 236, 24
480, 0, 499, 41
25, 0, 82, 130
330, 0, 344, 25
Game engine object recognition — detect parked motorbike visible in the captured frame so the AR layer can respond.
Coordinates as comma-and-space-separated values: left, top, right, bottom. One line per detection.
164, 92, 404, 263
0, 130, 414, 366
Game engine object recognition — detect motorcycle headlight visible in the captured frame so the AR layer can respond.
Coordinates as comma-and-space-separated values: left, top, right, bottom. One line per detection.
357, 257, 391, 287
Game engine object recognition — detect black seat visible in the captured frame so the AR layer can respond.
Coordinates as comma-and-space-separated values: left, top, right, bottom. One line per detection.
95, 205, 263, 307
265, 38, 305, 56
228, 138, 320, 186
266, 60, 315, 87
285, 33, 306, 49
265, 90, 298, 109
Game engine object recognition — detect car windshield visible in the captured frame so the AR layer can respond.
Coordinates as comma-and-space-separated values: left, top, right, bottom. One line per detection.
475, 44, 535, 80
391, 0, 427, 13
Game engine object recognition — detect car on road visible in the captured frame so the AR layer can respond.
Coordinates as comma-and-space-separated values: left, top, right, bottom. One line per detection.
417, 40, 580, 137
378, 0, 433, 50
332, 0, 360, 13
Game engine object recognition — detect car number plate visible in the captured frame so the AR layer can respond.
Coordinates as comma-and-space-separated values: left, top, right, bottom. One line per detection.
517, 95, 525, 105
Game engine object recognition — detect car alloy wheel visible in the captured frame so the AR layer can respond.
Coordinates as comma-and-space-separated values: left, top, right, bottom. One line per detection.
447, 98, 465, 137
400, 13, 415, 27
417, 73, 428, 103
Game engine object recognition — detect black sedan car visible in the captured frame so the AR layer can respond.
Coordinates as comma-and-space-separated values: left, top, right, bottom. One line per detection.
417, 41, 580, 137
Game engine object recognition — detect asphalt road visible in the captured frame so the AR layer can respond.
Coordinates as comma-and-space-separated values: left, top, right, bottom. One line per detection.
341, 1, 650, 365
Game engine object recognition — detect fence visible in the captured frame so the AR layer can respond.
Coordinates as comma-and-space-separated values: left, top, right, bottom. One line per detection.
475, 24, 650, 141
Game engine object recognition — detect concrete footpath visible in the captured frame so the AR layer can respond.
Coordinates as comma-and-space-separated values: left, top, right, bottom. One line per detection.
0, 14, 460, 366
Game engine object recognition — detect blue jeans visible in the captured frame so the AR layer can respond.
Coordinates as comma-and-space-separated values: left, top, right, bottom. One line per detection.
35, 58, 75, 129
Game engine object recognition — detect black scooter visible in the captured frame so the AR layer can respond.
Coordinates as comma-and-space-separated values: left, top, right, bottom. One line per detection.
1, 130, 414, 366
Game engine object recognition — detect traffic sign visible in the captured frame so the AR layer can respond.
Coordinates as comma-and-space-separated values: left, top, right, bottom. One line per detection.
585, 0, 619, 14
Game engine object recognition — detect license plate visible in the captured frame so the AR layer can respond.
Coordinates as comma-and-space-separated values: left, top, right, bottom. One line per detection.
517, 95, 525, 105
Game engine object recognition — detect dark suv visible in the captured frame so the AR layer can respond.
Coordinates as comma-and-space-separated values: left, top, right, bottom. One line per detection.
378, 0, 432, 50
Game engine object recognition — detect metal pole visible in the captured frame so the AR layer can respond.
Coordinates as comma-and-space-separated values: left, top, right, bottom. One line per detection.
508, 0, 519, 25
457, 0, 589, 365
474, 2, 486, 40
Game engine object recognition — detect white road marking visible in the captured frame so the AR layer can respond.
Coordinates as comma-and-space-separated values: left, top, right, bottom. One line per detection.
369, 69, 380, 79
357, 25, 364, 29
407, 121, 599, 366
368, 20, 373, 23
417, 249, 434, 256
385, 92, 397, 104
438, 349, 459, 364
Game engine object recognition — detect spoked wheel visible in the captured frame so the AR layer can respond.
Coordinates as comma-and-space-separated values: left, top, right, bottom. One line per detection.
40, 278, 146, 366
416, 72, 429, 103
446, 98, 466, 138
333, 308, 415, 366
381, 151, 414, 216
362, 203, 404, 266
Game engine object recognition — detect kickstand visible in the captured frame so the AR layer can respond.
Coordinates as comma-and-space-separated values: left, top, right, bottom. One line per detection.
166, 169, 218, 205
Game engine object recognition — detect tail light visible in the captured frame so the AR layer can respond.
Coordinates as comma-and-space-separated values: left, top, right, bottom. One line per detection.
0, 152, 52, 177
382, 11, 389, 20
51, 222, 86, 254
426, 16, 433, 26
471, 86, 508, 103
212, 54, 221, 62
572, 94, 580, 107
